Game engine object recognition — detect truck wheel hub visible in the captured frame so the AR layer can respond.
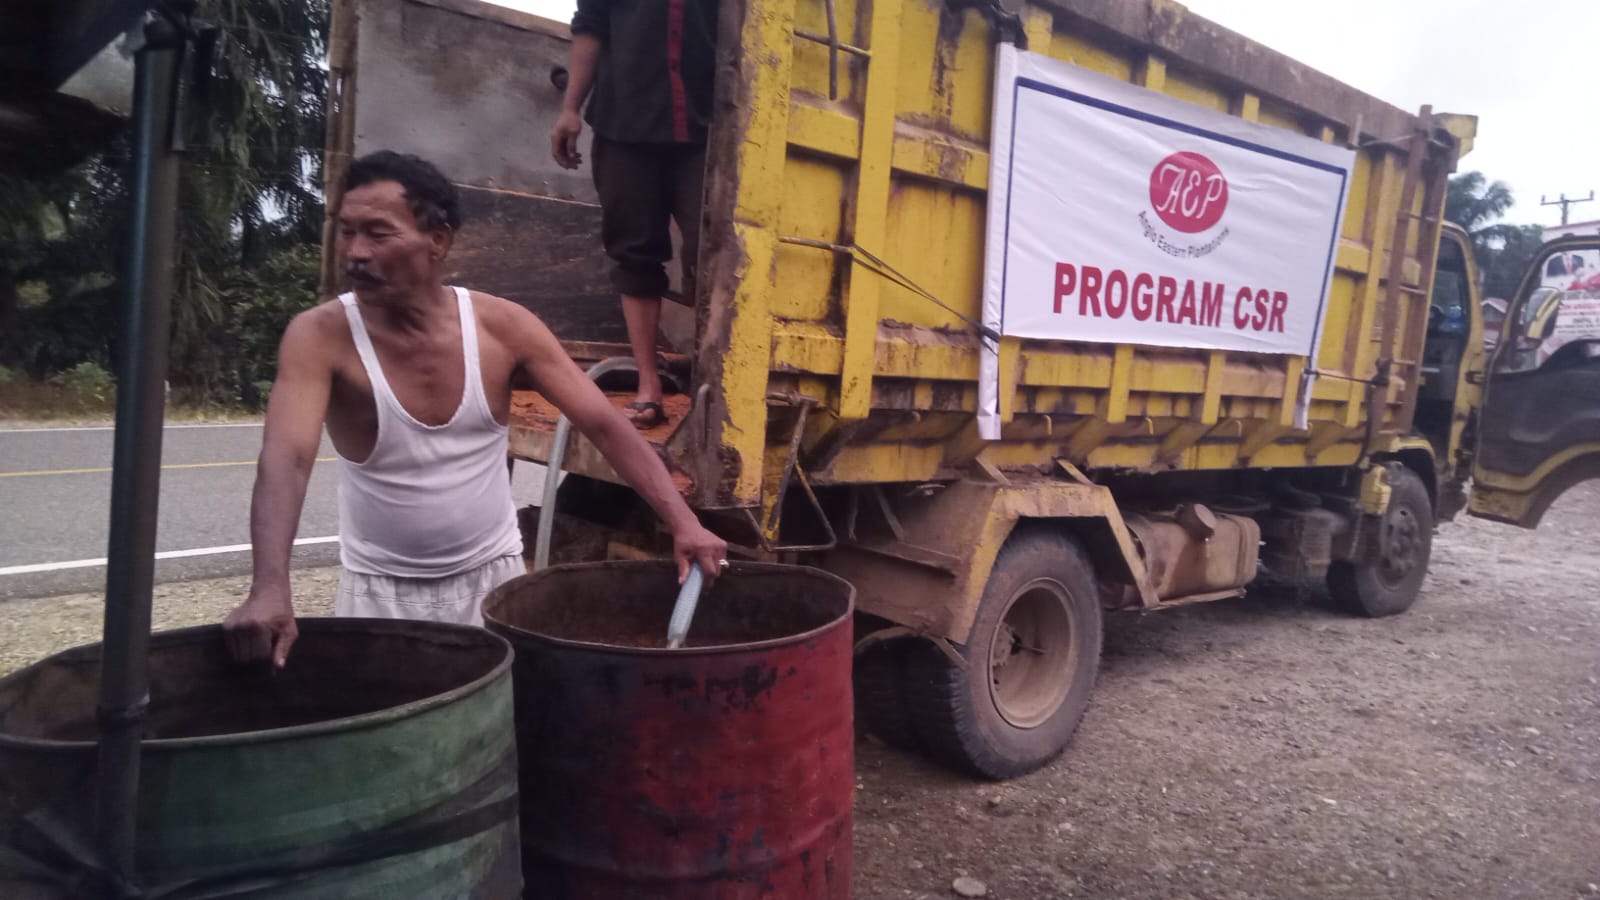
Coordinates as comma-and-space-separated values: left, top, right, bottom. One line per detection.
1378, 506, 1420, 583
987, 579, 1077, 729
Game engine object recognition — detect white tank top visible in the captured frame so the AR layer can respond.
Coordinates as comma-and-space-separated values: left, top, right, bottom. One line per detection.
334, 287, 523, 578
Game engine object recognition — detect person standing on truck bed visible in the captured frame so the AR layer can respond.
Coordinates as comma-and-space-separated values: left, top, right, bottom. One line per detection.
551, 0, 718, 428
223, 151, 727, 668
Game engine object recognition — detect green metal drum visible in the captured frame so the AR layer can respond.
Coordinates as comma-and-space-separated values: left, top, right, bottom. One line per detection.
0, 619, 520, 898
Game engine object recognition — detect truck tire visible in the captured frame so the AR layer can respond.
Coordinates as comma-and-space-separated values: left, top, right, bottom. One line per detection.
853, 638, 924, 754
1327, 465, 1433, 618
904, 528, 1103, 780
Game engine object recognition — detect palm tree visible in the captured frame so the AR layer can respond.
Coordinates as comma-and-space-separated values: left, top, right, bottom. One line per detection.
1446, 172, 1514, 238
0, 176, 59, 346
1480, 223, 1546, 300
0, 0, 330, 400
1445, 172, 1544, 300
167, 0, 330, 399
0, 164, 107, 370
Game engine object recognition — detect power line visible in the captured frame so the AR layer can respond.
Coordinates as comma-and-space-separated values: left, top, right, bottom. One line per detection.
1541, 192, 1595, 226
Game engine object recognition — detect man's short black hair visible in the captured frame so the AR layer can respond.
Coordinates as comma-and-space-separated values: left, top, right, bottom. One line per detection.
342, 151, 462, 232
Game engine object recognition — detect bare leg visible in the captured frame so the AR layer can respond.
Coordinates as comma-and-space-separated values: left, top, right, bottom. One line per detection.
622, 293, 663, 423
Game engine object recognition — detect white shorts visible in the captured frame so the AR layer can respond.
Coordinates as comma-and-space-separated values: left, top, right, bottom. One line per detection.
334, 554, 526, 627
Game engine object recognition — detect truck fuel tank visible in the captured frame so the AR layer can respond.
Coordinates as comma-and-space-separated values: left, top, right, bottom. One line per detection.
1123, 504, 1262, 601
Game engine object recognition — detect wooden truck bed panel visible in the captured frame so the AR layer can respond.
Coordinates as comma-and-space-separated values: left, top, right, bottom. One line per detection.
325, 0, 625, 343
509, 391, 695, 495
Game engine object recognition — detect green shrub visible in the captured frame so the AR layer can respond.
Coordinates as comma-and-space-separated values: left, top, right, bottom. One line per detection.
50, 361, 115, 410
230, 243, 322, 408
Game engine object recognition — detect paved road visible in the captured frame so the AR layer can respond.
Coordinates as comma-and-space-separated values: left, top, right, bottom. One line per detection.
0, 422, 548, 600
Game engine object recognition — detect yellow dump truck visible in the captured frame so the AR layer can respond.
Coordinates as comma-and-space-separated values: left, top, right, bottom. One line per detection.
325, 0, 1600, 779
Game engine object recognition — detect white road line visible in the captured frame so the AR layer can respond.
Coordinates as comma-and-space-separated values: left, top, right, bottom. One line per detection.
0, 423, 264, 434
0, 536, 340, 577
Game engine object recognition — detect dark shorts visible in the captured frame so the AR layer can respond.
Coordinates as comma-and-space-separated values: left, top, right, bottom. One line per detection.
591, 137, 707, 299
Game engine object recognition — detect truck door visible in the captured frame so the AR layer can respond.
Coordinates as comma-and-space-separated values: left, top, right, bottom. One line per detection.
1416, 226, 1484, 519
1470, 235, 1600, 526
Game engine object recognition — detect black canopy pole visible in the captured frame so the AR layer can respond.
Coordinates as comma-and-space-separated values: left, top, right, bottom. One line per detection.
93, 12, 183, 895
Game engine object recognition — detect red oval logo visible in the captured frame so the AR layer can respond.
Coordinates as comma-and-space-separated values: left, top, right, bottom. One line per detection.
1149, 151, 1229, 233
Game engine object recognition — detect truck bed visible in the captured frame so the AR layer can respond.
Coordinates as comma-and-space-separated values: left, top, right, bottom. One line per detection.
328, 0, 1474, 512
509, 391, 695, 494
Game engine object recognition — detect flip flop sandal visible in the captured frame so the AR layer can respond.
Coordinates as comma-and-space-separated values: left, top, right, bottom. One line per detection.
625, 400, 666, 429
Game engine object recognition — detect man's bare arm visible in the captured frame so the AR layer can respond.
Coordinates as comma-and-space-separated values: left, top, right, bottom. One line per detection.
502, 301, 726, 581
552, 33, 601, 169
223, 311, 333, 666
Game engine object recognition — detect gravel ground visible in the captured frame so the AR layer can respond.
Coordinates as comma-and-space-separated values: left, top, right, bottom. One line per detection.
2, 486, 1596, 899
855, 483, 1600, 900
0, 570, 337, 676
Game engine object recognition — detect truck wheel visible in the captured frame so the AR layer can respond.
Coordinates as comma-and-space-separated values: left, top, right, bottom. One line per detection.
854, 638, 924, 753
904, 529, 1103, 780
1327, 465, 1433, 617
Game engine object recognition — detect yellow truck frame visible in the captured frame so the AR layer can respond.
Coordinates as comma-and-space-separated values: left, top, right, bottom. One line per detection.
327, 0, 1600, 778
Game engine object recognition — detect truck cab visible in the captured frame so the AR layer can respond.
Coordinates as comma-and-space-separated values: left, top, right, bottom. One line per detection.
1416, 225, 1600, 529
1467, 233, 1600, 526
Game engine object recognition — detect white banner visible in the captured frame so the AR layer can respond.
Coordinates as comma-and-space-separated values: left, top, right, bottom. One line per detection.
979, 46, 1355, 439
1540, 293, 1600, 365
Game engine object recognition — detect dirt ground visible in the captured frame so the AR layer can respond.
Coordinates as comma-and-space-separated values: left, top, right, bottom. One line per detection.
1, 486, 1596, 899
854, 483, 1600, 900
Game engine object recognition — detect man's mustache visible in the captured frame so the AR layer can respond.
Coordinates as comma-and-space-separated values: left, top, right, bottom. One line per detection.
346, 263, 385, 285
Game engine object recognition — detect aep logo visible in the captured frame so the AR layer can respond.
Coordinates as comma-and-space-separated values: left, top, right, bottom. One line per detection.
1149, 151, 1228, 233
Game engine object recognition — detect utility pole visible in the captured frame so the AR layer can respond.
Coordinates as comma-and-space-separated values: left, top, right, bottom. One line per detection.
1541, 191, 1595, 226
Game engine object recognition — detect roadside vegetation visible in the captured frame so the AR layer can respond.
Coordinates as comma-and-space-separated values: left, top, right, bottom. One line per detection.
0, 0, 328, 420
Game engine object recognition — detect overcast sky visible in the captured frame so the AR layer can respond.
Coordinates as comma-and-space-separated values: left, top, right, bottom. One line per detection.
489, 0, 1596, 228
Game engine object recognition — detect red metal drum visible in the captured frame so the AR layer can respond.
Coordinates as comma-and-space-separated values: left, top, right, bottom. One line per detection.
483, 561, 854, 899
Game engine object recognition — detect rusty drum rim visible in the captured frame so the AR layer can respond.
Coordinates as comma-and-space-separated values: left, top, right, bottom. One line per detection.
0, 619, 515, 751
483, 561, 857, 656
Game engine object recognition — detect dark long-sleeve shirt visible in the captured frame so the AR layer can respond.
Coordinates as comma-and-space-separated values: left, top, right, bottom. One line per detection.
571, 0, 719, 145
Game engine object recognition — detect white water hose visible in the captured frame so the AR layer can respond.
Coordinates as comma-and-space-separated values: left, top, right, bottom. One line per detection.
529, 356, 705, 646
531, 356, 638, 571
666, 563, 706, 649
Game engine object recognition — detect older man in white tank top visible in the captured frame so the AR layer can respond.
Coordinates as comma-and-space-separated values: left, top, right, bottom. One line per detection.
223, 151, 726, 668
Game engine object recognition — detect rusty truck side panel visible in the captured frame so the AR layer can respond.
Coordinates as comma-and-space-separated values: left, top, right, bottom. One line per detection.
682, 0, 1471, 510
822, 478, 1153, 643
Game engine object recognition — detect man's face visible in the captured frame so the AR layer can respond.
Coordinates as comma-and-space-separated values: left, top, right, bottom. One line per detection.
336, 180, 451, 304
